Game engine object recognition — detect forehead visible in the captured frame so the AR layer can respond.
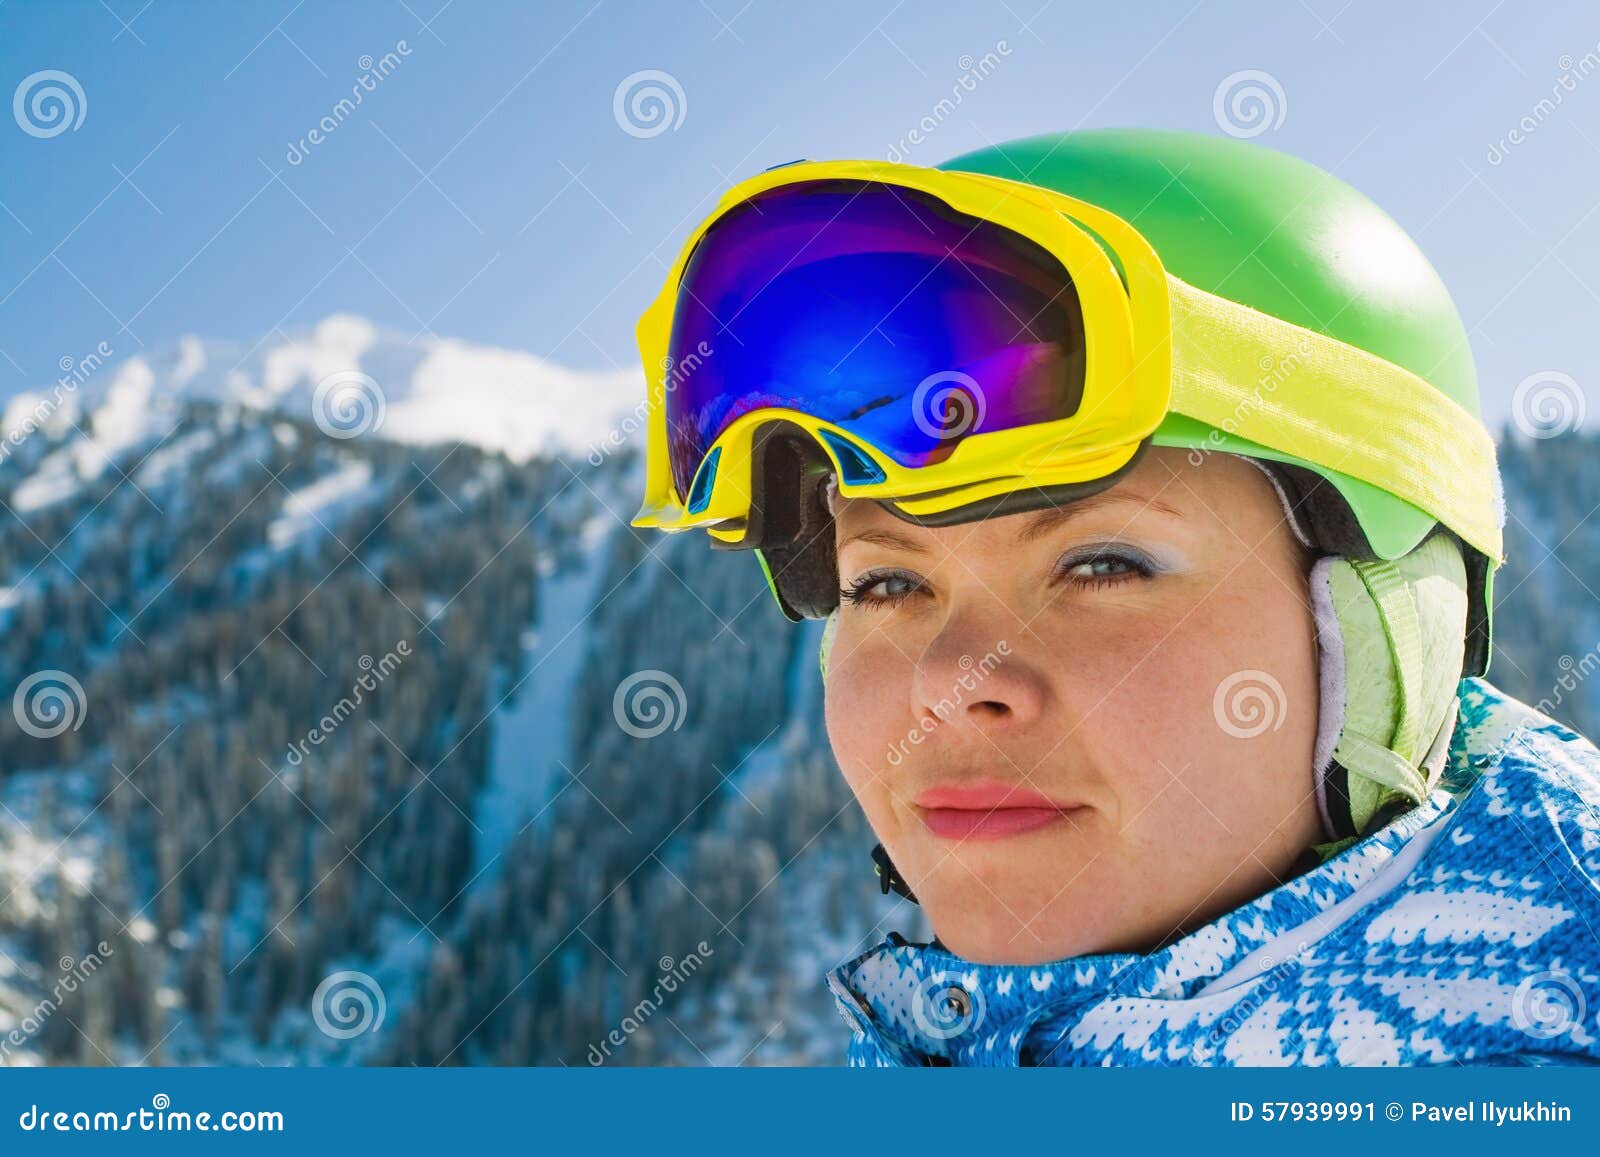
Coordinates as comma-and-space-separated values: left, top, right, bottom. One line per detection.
830, 447, 1180, 523
829, 447, 1277, 542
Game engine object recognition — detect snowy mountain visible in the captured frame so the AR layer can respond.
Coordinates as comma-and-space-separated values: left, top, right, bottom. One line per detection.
3, 315, 644, 506
0, 319, 923, 1067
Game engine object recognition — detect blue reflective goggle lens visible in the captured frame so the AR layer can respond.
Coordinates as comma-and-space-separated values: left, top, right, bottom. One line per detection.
664, 179, 1088, 504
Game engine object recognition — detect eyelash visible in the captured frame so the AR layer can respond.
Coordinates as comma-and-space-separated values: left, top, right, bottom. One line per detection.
838, 547, 1156, 609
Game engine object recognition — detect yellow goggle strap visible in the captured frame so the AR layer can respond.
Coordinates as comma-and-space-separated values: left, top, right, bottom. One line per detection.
1167, 277, 1504, 564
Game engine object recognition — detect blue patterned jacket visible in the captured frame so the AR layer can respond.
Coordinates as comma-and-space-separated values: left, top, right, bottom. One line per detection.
824, 678, 1600, 1066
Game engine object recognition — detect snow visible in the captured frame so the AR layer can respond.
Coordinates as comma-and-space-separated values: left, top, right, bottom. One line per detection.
10, 446, 82, 513
394, 339, 641, 464
266, 459, 380, 550
75, 356, 167, 475
2, 388, 78, 445
7, 353, 199, 514
262, 315, 380, 401
468, 510, 616, 884
0, 582, 33, 614
135, 428, 218, 489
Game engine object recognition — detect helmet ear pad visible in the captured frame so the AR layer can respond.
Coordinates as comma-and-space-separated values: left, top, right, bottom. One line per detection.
1240, 457, 1471, 846
818, 607, 839, 679
1244, 459, 1491, 681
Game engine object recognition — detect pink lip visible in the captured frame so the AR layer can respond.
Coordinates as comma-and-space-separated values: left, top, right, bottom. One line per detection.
913, 783, 1085, 841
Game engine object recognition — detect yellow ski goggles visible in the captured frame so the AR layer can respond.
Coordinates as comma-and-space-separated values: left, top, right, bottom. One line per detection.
629, 159, 1504, 569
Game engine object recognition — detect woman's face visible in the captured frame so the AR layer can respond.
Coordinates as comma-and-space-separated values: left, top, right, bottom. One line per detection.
823, 446, 1325, 965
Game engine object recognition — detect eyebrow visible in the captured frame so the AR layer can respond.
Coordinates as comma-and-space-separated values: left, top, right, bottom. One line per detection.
836, 489, 1184, 554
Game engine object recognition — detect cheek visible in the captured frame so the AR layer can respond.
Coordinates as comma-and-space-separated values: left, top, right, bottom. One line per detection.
822, 621, 910, 822
1057, 575, 1318, 832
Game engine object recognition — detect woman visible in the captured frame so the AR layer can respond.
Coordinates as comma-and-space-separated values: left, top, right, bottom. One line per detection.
630, 128, 1600, 1066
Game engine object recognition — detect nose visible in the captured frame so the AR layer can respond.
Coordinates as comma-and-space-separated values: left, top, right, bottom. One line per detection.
910, 614, 1045, 735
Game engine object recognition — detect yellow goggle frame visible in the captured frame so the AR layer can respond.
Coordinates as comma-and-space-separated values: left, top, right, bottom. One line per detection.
629, 159, 1504, 567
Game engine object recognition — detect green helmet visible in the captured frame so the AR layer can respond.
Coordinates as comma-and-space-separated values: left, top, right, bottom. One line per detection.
784, 129, 1500, 680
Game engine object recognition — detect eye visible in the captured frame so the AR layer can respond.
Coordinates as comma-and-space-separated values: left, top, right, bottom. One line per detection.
1055, 546, 1156, 590
839, 569, 924, 608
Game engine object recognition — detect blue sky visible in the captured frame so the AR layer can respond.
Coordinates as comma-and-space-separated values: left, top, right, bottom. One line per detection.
2, 0, 1598, 432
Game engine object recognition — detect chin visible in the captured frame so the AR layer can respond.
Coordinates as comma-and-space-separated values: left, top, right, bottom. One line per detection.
931, 913, 1084, 967
917, 873, 1103, 966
